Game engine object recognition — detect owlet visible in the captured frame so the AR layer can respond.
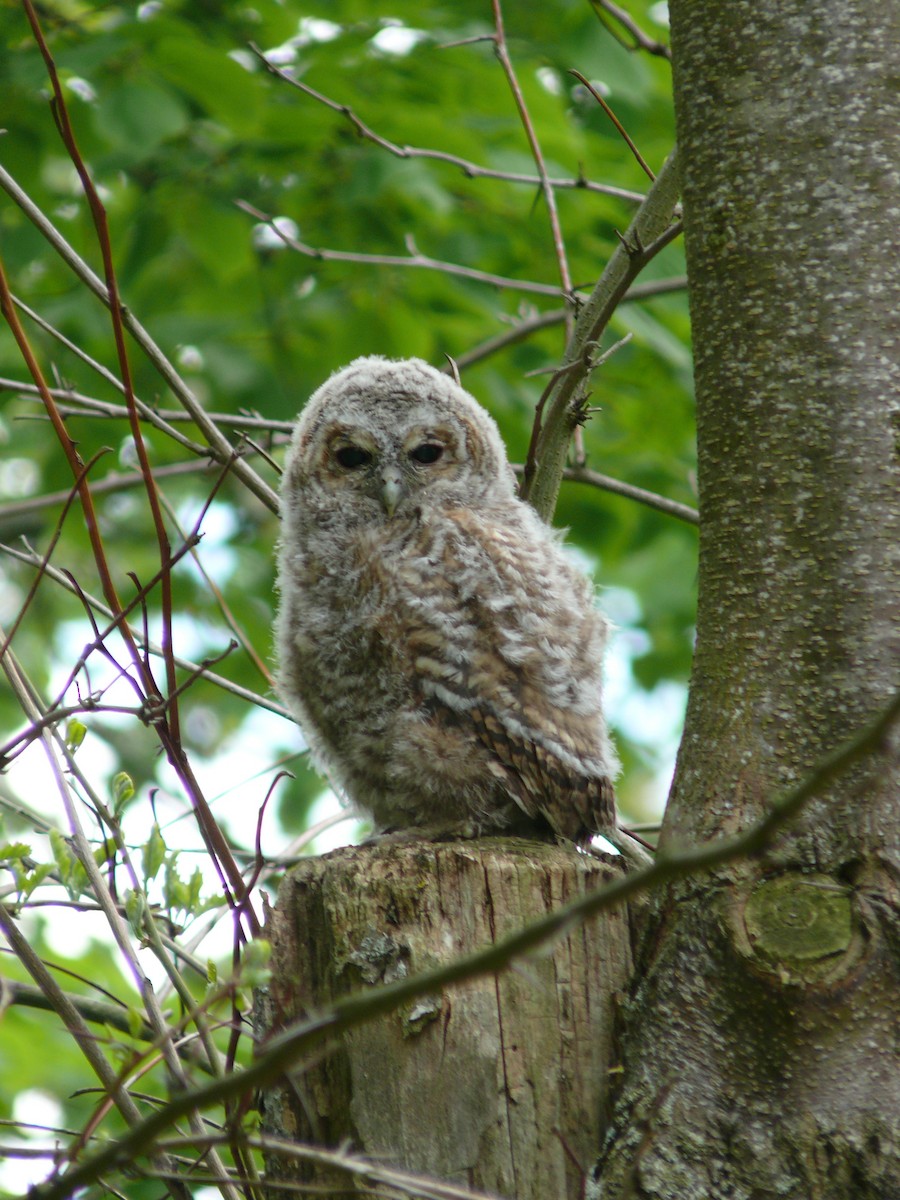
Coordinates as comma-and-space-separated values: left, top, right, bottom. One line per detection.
275, 356, 619, 842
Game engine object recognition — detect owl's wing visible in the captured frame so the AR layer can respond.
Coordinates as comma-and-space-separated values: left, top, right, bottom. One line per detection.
410, 508, 617, 840
468, 703, 616, 840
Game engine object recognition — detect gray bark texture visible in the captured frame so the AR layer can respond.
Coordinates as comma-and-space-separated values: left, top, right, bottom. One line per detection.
256, 840, 632, 1199
592, 1, 900, 1197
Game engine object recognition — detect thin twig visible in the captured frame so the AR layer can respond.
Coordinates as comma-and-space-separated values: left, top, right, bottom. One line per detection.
492, 0, 573, 305
448, 275, 687, 370
0, 380, 294, 435
0, 164, 278, 513
570, 70, 655, 181
0, 902, 176, 1147
236, 200, 569, 298
2, 635, 239, 1183
0, 449, 108, 669
0, 459, 228, 525
247, 42, 646, 204
158, 493, 273, 686
0, 242, 254, 918
3, 276, 687, 419
553, 465, 698, 525
152, 1131, 503, 1200
0, 646, 194, 1200
0, 543, 291, 724
589, 0, 672, 60
9, 298, 209, 456
24, 2, 184, 747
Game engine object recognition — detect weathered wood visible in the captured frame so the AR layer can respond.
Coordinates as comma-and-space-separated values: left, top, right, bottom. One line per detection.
256, 838, 632, 1199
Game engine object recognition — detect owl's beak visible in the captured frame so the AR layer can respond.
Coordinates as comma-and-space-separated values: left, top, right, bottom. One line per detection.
380, 471, 405, 517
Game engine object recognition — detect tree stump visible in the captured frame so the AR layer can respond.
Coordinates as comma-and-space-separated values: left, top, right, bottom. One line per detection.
256, 838, 633, 1200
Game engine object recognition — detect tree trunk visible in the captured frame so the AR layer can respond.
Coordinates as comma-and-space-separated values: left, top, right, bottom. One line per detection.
593, 1, 900, 1196
257, 839, 632, 1199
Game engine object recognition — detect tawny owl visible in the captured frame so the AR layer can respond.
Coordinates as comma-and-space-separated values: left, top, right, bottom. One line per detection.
275, 356, 619, 843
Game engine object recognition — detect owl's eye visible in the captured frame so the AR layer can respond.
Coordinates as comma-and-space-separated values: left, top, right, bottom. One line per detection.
335, 446, 373, 470
409, 443, 444, 465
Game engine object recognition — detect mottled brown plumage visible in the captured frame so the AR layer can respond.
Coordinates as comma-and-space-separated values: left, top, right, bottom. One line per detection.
275, 356, 618, 841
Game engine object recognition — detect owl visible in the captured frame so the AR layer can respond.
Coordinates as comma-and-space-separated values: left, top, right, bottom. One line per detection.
275, 356, 619, 843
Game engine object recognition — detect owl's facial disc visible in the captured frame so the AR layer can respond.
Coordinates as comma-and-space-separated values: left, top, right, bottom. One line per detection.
312, 409, 485, 522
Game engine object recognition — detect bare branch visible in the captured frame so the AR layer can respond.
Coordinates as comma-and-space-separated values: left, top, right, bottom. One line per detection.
0, 544, 290, 720
492, 0, 573, 306
511, 463, 698, 525
0, 900, 187, 1184
589, 0, 672, 60
248, 42, 646, 204
570, 70, 656, 181
450, 275, 687, 371
237, 201, 569, 298
0, 164, 278, 513
521, 149, 682, 519
8, 300, 209, 456
153, 1132, 504, 1200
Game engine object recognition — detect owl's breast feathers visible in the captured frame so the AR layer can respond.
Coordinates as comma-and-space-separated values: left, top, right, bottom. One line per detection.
349, 504, 618, 837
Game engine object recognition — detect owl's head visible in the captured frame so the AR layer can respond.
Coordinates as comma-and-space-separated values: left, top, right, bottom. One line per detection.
282, 356, 516, 525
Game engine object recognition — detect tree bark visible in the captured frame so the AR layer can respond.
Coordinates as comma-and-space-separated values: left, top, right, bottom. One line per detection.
593, 1, 900, 1196
257, 839, 632, 1199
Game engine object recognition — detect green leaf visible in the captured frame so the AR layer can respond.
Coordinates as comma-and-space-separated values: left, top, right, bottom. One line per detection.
92, 82, 189, 158
153, 35, 264, 137
19, 862, 54, 901
65, 719, 87, 753
93, 837, 117, 867
49, 829, 74, 879
0, 842, 33, 862
125, 888, 146, 936
164, 855, 189, 914
186, 865, 203, 912
142, 824, 167, 882
111, 771, 135, 814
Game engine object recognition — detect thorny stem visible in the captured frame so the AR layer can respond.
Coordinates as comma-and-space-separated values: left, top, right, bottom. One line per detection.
521, 149, 682, 520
